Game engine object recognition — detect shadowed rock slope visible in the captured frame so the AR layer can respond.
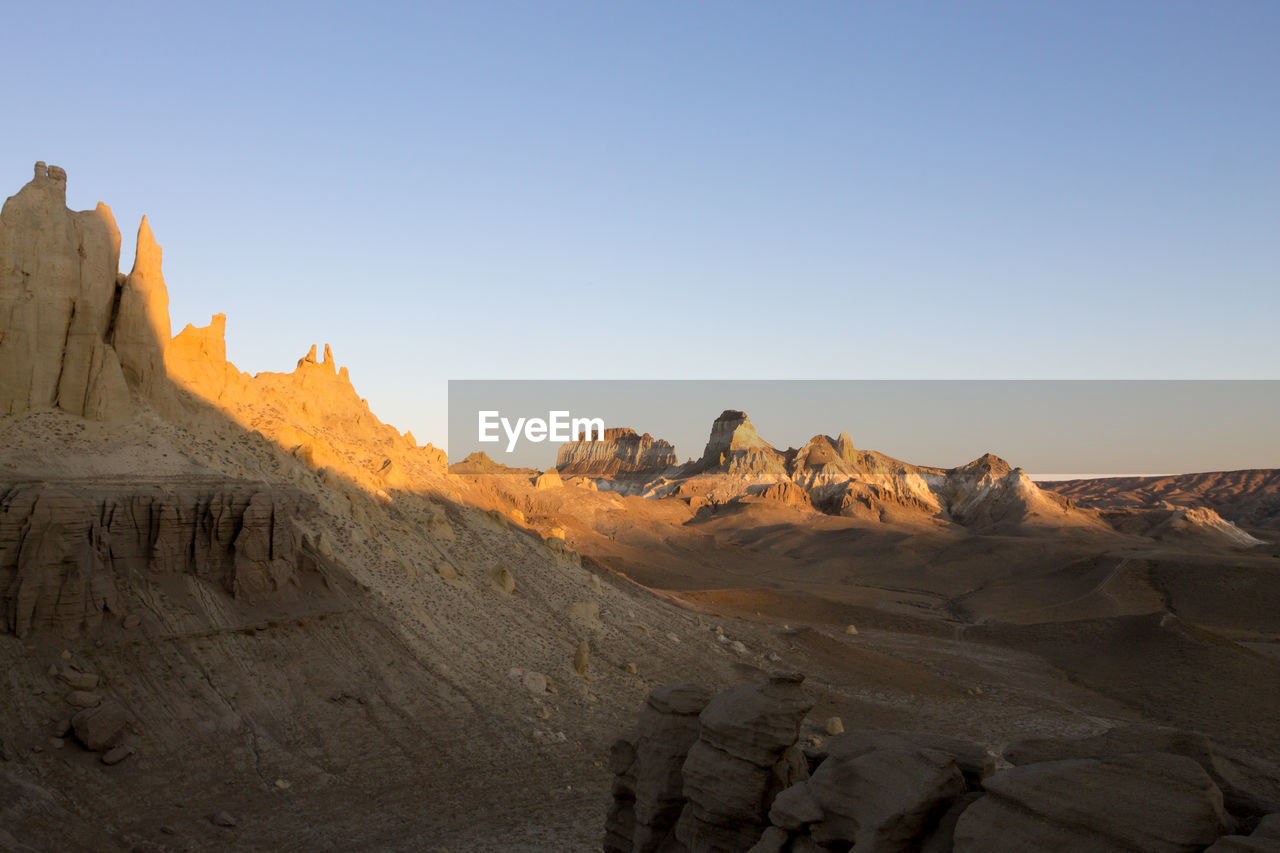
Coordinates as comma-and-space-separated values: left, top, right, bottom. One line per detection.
607, 679, 1280, 853
0, 163, 760, 851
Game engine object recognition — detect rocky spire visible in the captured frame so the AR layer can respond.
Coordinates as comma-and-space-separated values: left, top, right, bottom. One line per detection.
0, 162, 132, 420
111, 215, 172, 401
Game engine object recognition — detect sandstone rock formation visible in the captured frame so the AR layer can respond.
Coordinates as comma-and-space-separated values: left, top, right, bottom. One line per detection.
1044, 468, 1280, 531
606, 673, 813, 853
953, 753, 1231, 852
1003, 723, 1280, 820
607, 682, 1280, 853
0, 483, 330, 638
111, 216, 171, 404
680, 411, 788, 479
605, 683, 712, 853
556, 427, 678, 482
0, 163, 135, 421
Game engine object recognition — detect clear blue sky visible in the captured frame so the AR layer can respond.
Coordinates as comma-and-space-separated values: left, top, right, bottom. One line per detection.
4, 1, 1278, 448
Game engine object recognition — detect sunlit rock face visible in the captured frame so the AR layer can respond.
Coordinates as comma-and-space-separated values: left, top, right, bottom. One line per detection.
557, 427, 678, 480
111, 215, 171, 403
0, 162, 136, 420
687, 409, 788, 477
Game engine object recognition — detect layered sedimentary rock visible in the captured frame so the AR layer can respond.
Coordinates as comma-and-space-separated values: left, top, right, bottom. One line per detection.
1003, 724, 1280, 820
0, 483, 327, 638
556, 428, 678, 481
953, 753, 1232, 853
682, 410, 788, 478
111, 216, 171, 403
607, 683, 1280, 853
0, 163, 137, 420
605, 674, 813, 853
605, 683, 713, 853
1044, 468, 1280, 531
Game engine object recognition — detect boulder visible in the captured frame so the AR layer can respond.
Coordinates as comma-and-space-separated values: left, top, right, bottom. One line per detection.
674, 673, 814, 853
1004, 724, 1280, 818
953, 753, 1232, 853
606, 683, 712, 853
814, 729, 997, 787
784, 747, 966, 852
71, 701, 129, 751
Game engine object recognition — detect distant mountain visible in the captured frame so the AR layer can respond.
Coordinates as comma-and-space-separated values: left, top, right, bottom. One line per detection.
555, 427, 677, 481
1042, 470, 1280, 531
557, 410, 1119, 536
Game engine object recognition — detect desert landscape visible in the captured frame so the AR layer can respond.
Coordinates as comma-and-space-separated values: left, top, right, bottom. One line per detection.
2, 163, 1279, 851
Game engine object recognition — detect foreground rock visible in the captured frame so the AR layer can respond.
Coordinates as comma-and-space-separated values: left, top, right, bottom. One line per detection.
607, 682, 1280, 853
1004, 723, 1280, 820
676, 672, 813, 852
954, 753, 1231, 852
71, 701, 129, 752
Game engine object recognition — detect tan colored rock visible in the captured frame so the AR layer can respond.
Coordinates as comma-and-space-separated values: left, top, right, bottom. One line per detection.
111, 216, 171, 405
533, 468, 563, 489
0, 164, 131, 420
566, 601, 601, 626
556, 427, 677, 481
574, 640, 590, 676
824, 716, 844, 736
486, 565, 515, 595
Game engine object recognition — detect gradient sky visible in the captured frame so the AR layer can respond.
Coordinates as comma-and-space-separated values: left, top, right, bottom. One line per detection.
4, 2, 1278, 450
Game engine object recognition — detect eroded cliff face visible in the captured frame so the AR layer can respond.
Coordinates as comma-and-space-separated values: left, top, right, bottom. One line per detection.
0, 483, 331, 638
0, 163, 136, 420
684, 410, 788, 478
556, 427, 678, 481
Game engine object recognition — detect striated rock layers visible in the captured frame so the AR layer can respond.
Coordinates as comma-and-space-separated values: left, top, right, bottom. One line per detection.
0, 483, 331, 638
606, 672, 814, 853
557, 427, 678, 481
681, 410, 788, 478
607, 680, 1280, 853
0, 163, 170, 421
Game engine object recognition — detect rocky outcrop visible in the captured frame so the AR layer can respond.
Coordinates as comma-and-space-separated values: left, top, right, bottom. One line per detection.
638, 412, 1114, 535
1003, 723, 1280, 820
605, 674, 813, 853
0, 163, 135, 420
607, 686, 1279, 853
953, 753, 1231, 852
111, 216, 171, 404
1043, 469, 1280, 531
681, 411, 788, 478
533, 468, 563, 490
771, 746, 966, 851
0, 483, 329, 638
605, 683, 713, 853
556, 428, 678, 481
